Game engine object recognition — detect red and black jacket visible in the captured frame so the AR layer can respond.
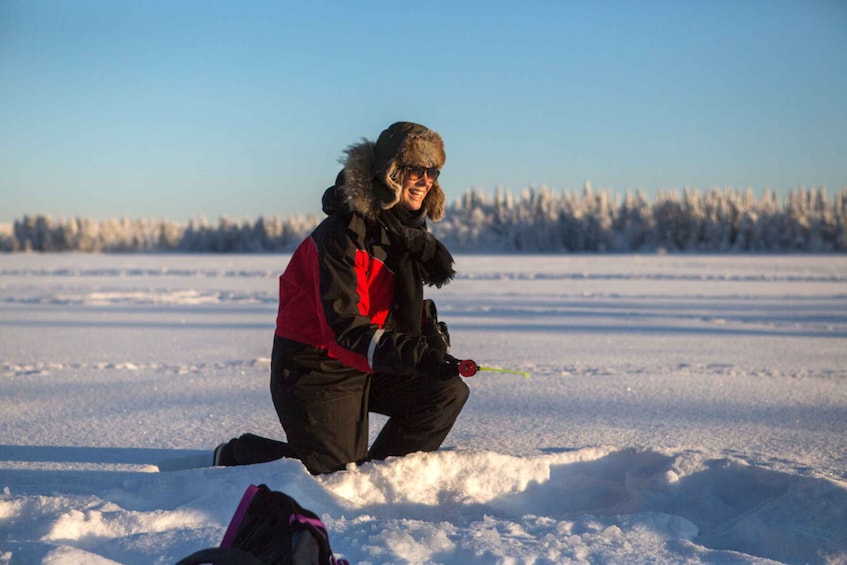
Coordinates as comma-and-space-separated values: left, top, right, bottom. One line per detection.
275, 202, 428, 375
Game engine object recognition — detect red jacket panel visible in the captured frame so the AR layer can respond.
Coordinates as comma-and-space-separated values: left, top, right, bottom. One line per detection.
275, 211, 415, 374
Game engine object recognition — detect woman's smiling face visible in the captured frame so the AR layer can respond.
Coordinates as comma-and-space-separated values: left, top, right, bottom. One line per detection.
399, 166, 438, 211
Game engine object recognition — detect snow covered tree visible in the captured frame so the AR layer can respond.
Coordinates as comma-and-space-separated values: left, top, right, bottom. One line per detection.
4, 186, 846, 254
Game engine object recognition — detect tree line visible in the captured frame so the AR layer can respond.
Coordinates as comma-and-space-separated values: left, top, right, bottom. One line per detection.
3, 185, 846, 253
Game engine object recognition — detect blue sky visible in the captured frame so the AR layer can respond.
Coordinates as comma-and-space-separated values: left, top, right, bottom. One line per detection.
1, 0, 845, 223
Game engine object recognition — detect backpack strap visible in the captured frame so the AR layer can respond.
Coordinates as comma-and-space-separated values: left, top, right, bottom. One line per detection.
221, 483, 261, 548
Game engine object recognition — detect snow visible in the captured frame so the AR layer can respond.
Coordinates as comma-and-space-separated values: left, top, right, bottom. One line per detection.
1, 253, 846, 564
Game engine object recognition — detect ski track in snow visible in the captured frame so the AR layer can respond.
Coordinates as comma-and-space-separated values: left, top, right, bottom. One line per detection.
1, 358, 271, 379
1, 254, 846, 564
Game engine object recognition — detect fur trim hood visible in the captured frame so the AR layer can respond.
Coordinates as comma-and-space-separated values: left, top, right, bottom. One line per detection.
323, 122, 447, 222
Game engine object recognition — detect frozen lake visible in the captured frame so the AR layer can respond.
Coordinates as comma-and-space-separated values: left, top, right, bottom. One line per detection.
1, 253, 846, 564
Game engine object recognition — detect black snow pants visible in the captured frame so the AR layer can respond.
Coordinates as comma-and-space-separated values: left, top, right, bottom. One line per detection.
266, 336, 469, 475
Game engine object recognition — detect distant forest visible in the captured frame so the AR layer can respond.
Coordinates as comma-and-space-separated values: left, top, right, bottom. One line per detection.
3, 185, 846, 253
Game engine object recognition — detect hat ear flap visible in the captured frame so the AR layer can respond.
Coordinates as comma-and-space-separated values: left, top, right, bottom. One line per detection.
424, 181, 446, 222
377, 160, 403, 210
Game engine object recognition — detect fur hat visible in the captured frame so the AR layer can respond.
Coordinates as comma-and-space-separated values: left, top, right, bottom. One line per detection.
338, 122, 446, 221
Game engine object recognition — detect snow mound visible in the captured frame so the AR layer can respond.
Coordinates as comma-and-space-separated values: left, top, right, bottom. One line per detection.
6, 447, 843, 563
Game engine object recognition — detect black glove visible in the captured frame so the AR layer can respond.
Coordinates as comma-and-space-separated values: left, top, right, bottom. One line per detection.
422, 299, 450, 352
421, 239, 455, 288
400, 226, 437, 262
418, 349, 460, 380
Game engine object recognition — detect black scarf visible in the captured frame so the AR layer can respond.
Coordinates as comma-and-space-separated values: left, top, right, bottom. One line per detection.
381, 206, 455, 288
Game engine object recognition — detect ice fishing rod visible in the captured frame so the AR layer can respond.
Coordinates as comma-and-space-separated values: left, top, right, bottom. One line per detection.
457, 359, 530, 379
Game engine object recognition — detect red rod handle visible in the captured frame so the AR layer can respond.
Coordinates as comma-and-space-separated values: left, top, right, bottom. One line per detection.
458, 359, 478, 377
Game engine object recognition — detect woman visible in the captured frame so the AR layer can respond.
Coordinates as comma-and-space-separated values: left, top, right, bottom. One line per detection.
216, 122, 469, 474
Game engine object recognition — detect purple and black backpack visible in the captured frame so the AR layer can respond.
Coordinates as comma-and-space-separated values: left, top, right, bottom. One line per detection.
177, 484, 348, 565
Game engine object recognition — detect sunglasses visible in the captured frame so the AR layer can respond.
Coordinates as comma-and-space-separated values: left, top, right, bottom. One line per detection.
404, 165, 440, 181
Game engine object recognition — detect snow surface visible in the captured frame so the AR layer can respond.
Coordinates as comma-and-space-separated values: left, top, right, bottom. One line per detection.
1, 253, 846, 564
